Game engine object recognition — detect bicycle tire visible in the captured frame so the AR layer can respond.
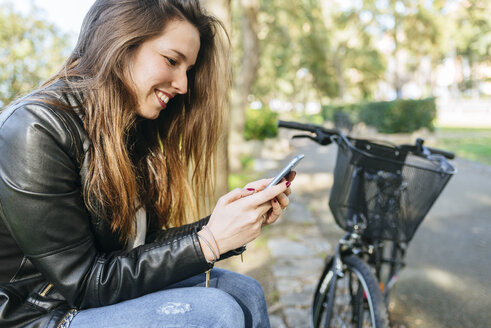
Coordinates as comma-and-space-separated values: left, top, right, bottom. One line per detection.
312, 255, 389, 328
312, 257, 334, 327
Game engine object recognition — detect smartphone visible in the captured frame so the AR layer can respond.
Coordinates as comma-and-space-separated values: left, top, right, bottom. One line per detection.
265, 154, 304, 189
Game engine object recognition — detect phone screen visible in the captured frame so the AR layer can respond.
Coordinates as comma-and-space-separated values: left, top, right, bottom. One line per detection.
265, 154, 304, 189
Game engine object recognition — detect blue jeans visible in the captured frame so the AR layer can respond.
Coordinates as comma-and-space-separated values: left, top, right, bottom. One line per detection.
69, 268, 271, 328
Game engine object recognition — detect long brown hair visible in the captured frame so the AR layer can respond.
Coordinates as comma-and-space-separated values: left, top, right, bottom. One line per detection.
41, 0, 230, 242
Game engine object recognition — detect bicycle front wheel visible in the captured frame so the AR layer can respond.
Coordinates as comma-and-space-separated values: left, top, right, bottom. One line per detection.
312, 255, 389, 328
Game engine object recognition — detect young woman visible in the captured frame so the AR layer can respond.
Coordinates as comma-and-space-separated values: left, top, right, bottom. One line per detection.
0, 1, 294, 327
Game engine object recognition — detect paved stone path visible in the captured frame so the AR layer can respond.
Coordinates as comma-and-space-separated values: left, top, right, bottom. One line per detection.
266, 198, 330, 328
254, 136, 337, 328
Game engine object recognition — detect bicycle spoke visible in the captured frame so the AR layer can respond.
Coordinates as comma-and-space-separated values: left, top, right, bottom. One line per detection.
315, 256, 388, 328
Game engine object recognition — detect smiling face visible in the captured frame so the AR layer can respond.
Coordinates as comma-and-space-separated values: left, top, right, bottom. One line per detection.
127, 19, 200, 119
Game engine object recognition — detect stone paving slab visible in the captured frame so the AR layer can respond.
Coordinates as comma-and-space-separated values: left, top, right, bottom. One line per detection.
254, 143, 334, 328
266, 195, 330, 327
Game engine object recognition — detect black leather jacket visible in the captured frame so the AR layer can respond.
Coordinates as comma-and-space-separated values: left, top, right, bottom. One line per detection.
0, 83, 239, 327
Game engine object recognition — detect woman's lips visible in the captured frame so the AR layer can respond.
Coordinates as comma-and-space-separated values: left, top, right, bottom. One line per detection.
155, 90, 171, 108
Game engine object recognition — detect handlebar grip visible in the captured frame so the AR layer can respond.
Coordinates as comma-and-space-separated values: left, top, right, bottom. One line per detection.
426, 146, 455, 160
278, 120, 317, 133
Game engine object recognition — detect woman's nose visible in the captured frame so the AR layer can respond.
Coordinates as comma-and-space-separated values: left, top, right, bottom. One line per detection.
172, 70, 188, 95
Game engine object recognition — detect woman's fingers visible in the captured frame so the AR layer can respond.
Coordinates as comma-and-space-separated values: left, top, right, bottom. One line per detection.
275, 191, 290, 209
244, 178, 273, 191
273, 170, 294, 206
240, 187, 257, 198
208, 176, 293, 252
218, 187, 256, 205
243, 170, 295, 192
286, 170, 296, 182
263, 198, 282, 225
246, 180, 289, 206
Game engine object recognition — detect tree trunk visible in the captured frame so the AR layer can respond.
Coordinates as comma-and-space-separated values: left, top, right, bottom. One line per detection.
391, 4, 404, 99
229, 0, 260, 172
333, 47, 346, 101
202, 0, 231, 199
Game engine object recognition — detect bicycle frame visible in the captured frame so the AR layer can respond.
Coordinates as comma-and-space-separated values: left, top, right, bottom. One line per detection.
341, 162, 408, 302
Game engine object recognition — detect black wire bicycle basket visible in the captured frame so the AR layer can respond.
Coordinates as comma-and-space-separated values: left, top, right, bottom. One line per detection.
329, 135, 456, 242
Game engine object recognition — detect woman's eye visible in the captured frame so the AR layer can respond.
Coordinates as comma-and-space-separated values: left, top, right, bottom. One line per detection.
166, 57, 177, 66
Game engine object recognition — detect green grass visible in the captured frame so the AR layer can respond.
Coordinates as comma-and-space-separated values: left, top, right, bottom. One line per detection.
436, 126, 491, 133
433, 127, 491, 165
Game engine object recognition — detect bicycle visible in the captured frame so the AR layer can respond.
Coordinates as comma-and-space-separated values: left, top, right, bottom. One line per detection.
277, 120, 456, 328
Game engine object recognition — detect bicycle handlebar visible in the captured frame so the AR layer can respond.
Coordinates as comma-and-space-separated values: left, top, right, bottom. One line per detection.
278, 120, 339, 135
278, 120, 455, 160
425, 146, 455, 160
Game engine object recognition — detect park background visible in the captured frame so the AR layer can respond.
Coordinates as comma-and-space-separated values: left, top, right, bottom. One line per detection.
1, 0, 490, 191
1, 0, 490, 327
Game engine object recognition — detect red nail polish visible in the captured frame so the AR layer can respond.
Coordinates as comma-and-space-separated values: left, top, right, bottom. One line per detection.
247, 188, 255, 191
286, 181, 291, 187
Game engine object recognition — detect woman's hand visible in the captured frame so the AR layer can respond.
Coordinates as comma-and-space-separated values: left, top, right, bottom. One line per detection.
204, 171, 296, 255
244, 171, 296, 226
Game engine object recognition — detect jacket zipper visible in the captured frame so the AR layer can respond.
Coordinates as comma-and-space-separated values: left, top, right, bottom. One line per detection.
40, 283, 54, 297
56, 309, 77, 328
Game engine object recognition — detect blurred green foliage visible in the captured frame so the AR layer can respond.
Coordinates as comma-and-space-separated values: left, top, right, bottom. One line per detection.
228, 154, 260, 189
1, 0, 490, 131
0, 4, 69, 108
359, 98, 436, 133
250, 0, 385, 104
322, 103, 361, 125
320, 98, 436, 133
244, 107, 278, 140
233, 0, 490, 109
